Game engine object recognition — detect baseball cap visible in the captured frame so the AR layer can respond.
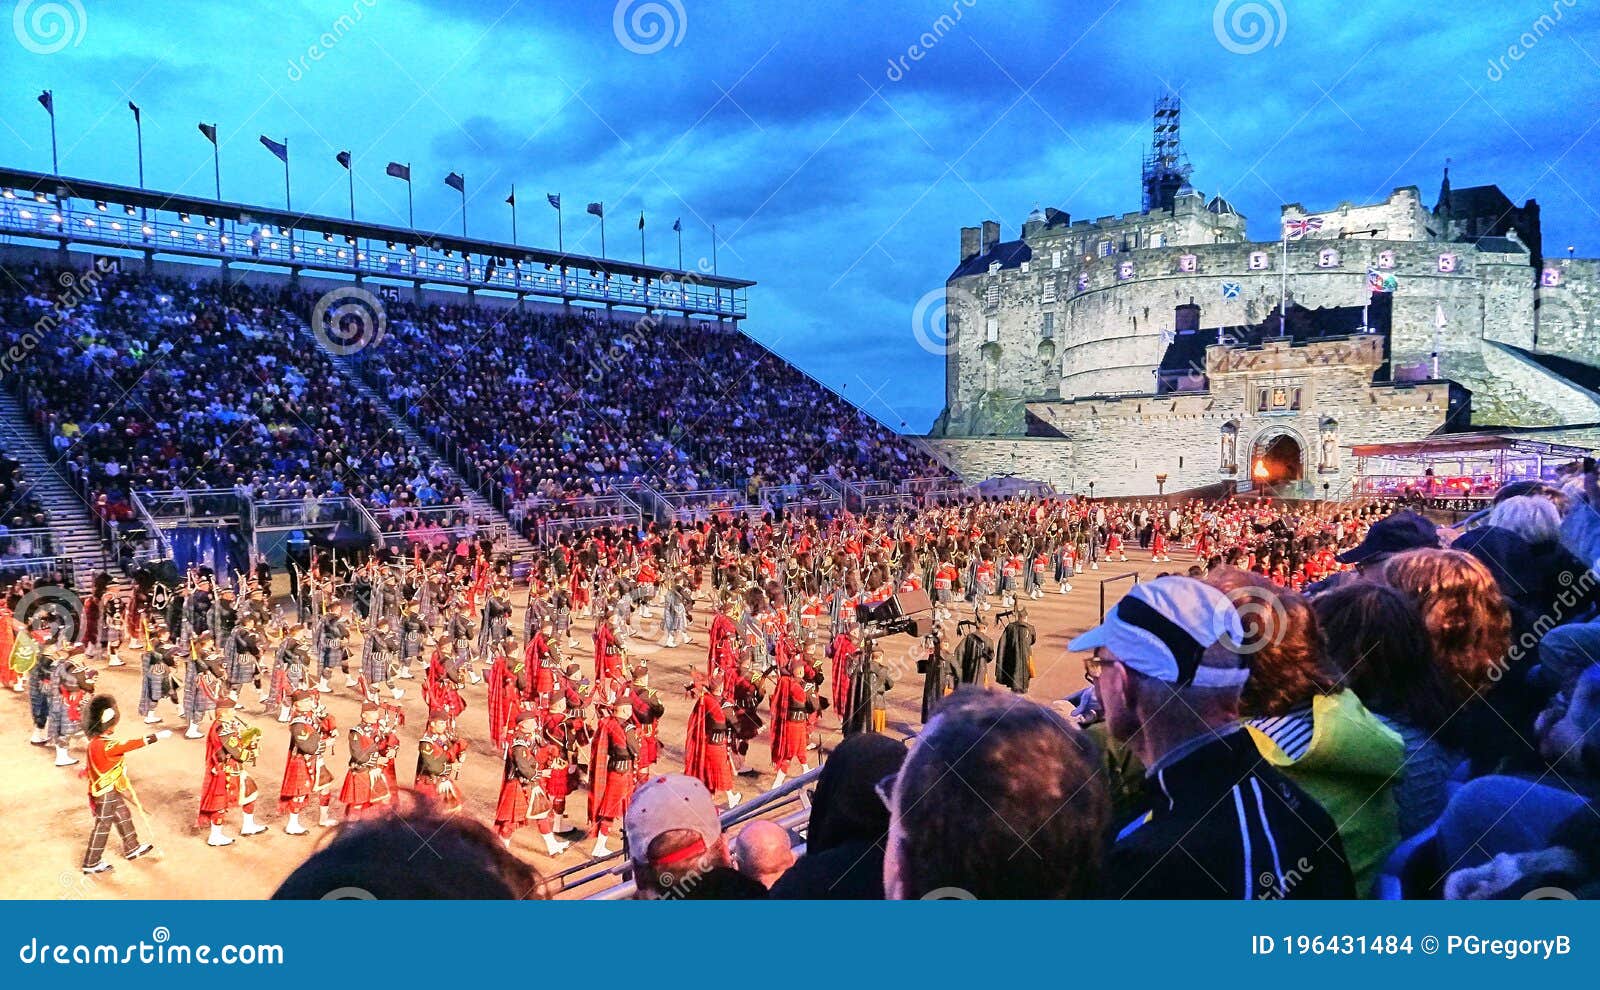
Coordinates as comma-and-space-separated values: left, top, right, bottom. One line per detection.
1068, 576, 1248, 688
624, 774, 722, 869
1336, 510, 1439, 564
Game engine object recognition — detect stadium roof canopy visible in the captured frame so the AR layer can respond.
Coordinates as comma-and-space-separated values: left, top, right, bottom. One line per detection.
0, 165, 752, 319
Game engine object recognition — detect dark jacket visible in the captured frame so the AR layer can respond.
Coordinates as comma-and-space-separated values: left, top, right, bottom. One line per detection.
1107, 728, 1356, 900
768, 733, 906, 900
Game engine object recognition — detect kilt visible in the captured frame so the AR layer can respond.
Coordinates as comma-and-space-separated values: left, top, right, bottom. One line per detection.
198, 768, 244, 825
46, 691, 78, 742
414, 774, 462, 812
361, 650, 391, 686
339, 767, 388, 806
700, 742, 735, 792
279, 755, 316, 810
771, 717, 808, 764
592, 768, 634, 821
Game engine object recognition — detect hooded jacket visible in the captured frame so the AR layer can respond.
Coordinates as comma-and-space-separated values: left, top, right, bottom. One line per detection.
768, 732, 906, 899
1248, 689, 1403, 896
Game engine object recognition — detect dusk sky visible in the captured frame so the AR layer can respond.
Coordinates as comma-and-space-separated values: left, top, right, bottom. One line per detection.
4, 0, 1597, 431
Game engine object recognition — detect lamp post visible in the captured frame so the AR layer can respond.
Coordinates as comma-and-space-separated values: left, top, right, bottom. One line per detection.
1088, 480, 1096, 500
1155, 473, 1168, 498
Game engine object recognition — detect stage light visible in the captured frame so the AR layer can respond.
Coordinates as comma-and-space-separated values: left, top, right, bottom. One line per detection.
18, 209, 31, 219
179, 212, 191, 223
110, 222, 122, 231
142, 225, 153, 235
386, 240, 395, 249
1252, 458, 1268, 480
34, 191, 47, 202
0, 189, 12, 199
279, 226, 290, 237
407, 244, 416, 254
323, 231, 333, 242
205, 216, 216, 227
124, 204, 136, 216
94, 200, 107, 211
316, 247, 325, 257
194, 232, 204, 242
81, 217, 94, 227
345, 235, 355, 245
50, 213, 62, 223
337, 249, 346, 259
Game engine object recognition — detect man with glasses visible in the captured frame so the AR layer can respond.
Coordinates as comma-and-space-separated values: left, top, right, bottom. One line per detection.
1071, 577, 1356, 899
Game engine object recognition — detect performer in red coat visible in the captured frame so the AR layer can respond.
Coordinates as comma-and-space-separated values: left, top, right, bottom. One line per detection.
829, 630, 859, 729
197, 699, 265, 846
486, 646, 518, 750
769, 661, 814, 787
707, 600, 739, 678
414, 709, 466, 812
81, 694, 166, 874
493, 706, 571, 856
587, 697, 639, 857
542, 695, 586, 836
338, 702, 392, 820
278, 689, 336, 834
684, 672, 742, 808
627, 667, 665, 772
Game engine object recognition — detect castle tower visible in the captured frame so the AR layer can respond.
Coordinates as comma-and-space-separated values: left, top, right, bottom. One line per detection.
1141, 94, 1192, 213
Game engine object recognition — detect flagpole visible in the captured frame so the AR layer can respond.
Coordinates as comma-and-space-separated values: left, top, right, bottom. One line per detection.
711, 223, 718, 274
557, 200, 564, 253
677, 224, 683, 271
283, 140, 291, 212
405, 166, 413, 228
640, 214, 646, 266
132, 106, 144, 188
508, 185, 517, 244
1279, 228, 1287, 337
458, 175, 467, 237
347, 157, 355, 220
45, 93, 58, 175
600, 211, 607, 259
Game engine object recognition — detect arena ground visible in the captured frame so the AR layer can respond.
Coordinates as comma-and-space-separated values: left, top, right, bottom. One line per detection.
0, 548, 1183, 900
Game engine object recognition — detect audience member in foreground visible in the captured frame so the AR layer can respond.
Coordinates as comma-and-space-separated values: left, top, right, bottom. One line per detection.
769, 731, 906, 899
625, 773, 765, 899
883, 688, 1108, 899
1073, 577, 1356, 899
273, 794, 543, 899
731, 819, 796, 889
1209, 567, 1402, 895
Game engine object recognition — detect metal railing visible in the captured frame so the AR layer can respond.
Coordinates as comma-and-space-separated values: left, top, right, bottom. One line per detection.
1099, 571, 1141, 621
758, 481, 841, 516
655, 487, 758, 524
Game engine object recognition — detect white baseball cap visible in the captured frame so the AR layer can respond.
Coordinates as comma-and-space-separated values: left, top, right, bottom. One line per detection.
1068, 576, 1248, 688
624, 773, 722, 868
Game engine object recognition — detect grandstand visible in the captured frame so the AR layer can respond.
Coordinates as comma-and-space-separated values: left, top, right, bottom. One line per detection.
0, 167, 953, 580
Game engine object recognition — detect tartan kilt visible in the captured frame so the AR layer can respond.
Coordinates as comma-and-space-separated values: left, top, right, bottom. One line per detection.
361, 651, 390, 685
771, 718, 808, 764
198, 768, 242, 821
593, 769, 634, 821
339, 767, 388, 806
544, 763, 571, 799
699, 743, 735, 792
280, 754, 316, 803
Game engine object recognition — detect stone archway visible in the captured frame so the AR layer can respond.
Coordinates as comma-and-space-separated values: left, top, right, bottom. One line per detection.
1249, 426, 1307, 486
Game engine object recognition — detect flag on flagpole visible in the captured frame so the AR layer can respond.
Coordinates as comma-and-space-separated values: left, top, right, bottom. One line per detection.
336, 150, 352, 169
385, 161, 410, 180
505, 189, 515, 206
259, 135, 288, 162
672, 218, 681, 232
198, 122, 218, 144
445, 172, 465, 193
127, 100, 140, 122
547, 193, 561, 209
1283, 216, 1323, 239
37, 90, 53, 114
638, 211, 645, 230
586, 202, 604, 217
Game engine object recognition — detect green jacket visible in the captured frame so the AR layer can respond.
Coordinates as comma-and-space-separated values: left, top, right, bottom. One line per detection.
1248, 690, 1403, 897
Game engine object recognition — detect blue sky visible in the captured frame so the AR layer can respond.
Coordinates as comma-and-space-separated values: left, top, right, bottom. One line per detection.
4, 0, 1598, 431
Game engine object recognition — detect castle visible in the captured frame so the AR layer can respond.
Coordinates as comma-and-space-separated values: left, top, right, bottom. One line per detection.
927, 97, 1600, 497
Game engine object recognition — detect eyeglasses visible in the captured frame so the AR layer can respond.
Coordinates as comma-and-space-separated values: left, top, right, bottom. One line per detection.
1083, 656, 1106, 685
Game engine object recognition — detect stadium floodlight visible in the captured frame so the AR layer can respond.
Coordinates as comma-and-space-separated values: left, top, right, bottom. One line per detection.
0, 189, 12, 199
124, 204, 137, 215
81, 217, 94, 227
110, 222, 122, 231
94, 200, 107, 211
142, 225, 153, 235
407, 244, 416, 254
34, 191, 47, 202
337, 249, 346, 259
17, 209, 31, 219
50, 213, 62, 223
179, 212, 190, 223
205, 216, 216, 227
323, 231, 333, 242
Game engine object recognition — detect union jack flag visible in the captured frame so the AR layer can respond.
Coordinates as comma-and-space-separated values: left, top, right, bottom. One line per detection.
1284, 216, 1323, 239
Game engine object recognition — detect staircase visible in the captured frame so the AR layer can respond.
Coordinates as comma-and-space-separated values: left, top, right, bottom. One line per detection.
0, 389, 120, 588
293, 321, 536, 558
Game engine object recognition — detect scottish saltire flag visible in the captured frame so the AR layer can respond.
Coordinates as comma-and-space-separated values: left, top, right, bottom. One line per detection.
259, 135, 288, 162
1221, 281, 1242, 299
1284, 216, 1323, 239
336, 150, 351, 169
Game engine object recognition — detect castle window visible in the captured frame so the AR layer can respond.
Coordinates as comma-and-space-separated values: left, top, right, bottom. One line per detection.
986, 283, 999, 307
1051, 250, 1062, 268
985, 318, 999, 343
1248, 251, 1269, 270
1042, 312, 1055, 338
1099, 240, 1113, 257
1020, 261, 1030, 273
1150, 233, 1165, 248
1042, 281, 1057, 304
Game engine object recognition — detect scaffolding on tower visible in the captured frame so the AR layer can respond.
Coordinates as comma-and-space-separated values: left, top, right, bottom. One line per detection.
1141, 93, 1193, 213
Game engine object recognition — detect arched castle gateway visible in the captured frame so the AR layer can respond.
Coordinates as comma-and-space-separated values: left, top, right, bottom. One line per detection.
926, 97, 1600, 497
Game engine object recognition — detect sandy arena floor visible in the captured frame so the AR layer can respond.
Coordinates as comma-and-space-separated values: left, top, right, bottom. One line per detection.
0, 549, 1183, 899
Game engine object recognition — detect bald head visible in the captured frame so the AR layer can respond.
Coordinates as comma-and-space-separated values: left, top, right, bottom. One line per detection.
731, 820, 795, 889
